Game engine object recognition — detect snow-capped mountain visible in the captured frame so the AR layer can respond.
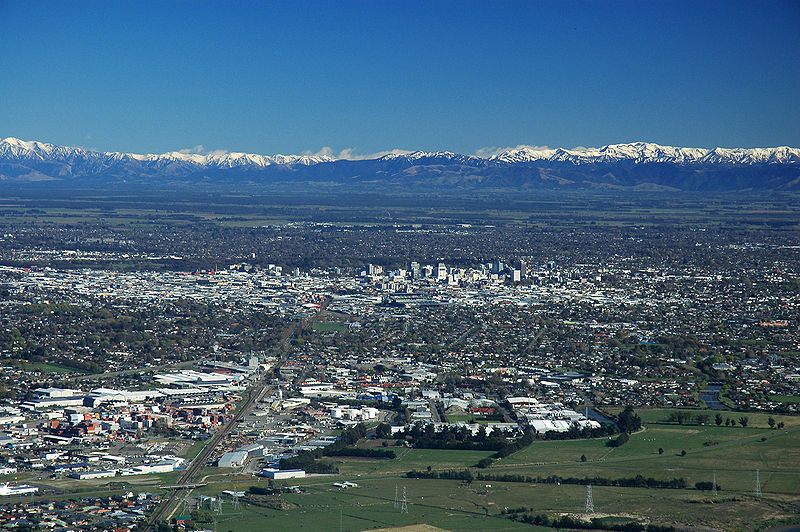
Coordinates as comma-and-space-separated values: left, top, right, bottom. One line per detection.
488, 142, 799, 166
379, 150, 483, 164
0, 137, 334, 169
1, 137, 798, 191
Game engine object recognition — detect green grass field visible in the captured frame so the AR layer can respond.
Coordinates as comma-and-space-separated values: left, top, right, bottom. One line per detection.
32, 470, 181, 500
770, 394, 800, 404
443, 413, 501, 424
336, 447, 496, 476
443, 413, 475, 423
184, 439, 207, 460
494, 424, 800, 494
604, 407, 800, 429
312, 321, 349, 332
193, 477, 550, 531
8, 360, 81, 374
188, 472, 796, 532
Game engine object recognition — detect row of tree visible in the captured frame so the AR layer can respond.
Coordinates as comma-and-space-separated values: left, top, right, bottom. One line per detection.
406, 470, 689, 490
509, 513, 676, 532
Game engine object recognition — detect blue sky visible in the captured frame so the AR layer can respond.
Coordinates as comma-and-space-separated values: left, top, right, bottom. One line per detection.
1, 0, 798, 155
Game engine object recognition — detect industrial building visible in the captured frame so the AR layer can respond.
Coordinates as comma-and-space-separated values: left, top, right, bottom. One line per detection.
258, 468, 306, 480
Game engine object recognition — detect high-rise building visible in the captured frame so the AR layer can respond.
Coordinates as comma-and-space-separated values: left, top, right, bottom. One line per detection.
410, 262, 421, 279
436, 263, 447, 280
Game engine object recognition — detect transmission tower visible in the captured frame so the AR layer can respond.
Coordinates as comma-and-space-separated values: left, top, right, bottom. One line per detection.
180, 491, 192, 515
232, 492, 241, 511
584, 485, 594, 514
755, 469, 762, 497
214, 496, 223, 514
400, 486, 408, 514
711, 471, 717, 497
394, 485, 399, 509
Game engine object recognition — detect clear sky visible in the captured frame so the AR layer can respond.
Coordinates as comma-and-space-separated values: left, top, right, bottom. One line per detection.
1, 0, 798, 156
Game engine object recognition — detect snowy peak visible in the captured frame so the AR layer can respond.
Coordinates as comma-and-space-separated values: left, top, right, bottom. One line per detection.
595, 142, 709, 163
489, 145, 557, 163
0, 137, 798, 191
380, 150, 481, 164
0, 137, 336, 169
488, 142, 799, 166
700, 146, 800, 165
489, 142, 800, 164
1, 137, 797, 168
1, 136, 82, 159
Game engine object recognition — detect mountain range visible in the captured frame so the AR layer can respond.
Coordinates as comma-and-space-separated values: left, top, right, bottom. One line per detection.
2, 137, 799, 192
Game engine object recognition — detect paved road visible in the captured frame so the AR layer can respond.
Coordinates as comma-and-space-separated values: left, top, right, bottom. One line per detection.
428, 399, 442, 423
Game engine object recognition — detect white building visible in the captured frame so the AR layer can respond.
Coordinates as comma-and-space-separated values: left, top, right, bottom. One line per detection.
0, 483, 38, 496
259, 468, 306, 480
218, 450, 248, 468
69, 470, 117, 480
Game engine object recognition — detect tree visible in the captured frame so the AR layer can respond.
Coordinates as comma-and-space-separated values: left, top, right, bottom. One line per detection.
191, 509, 214, 523
375, 423, 391, 439
477, 457, 493, 469
617, 405, 642, 433
580, 454, 587, 462
681, 449, 687, 456
696, 414, 710, 425
715, 413, 723, 426
658, 447, 664, 455
738, 416, 749, 427
607, 433, 629, 447
768, 417, 776, 429
777, 421, 785, 429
